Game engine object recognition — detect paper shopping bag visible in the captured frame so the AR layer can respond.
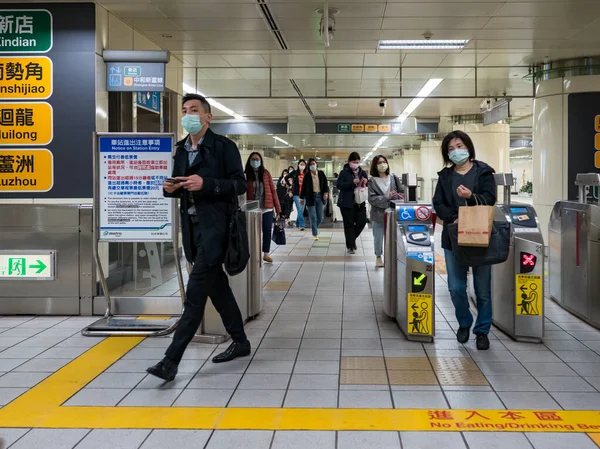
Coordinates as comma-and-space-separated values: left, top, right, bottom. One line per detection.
457, 205, 494, 247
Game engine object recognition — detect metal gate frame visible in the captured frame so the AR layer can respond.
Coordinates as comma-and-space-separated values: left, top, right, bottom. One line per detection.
82, 132, 185, 337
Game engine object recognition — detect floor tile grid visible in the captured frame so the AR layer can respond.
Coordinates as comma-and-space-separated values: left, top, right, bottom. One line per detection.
340, 261, 396, 410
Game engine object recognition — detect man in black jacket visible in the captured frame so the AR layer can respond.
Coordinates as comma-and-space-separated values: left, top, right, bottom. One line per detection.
147, 93, 250, 381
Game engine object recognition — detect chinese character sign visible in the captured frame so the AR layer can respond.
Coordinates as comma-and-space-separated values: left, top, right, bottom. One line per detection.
98, 135, 173, 241
0, 56, 52, 100
0, 10, 52, 53
0, 148, 53, 192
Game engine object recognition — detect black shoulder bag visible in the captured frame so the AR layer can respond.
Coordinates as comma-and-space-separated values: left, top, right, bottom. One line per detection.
217, 143, 250, 276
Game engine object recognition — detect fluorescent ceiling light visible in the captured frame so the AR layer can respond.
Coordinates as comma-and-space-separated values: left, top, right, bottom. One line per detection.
273, 136, 292, 147
363, 135, 389, 161
182, 83, 245, 120
378, 39, 468, 50
397, 78, 443, 122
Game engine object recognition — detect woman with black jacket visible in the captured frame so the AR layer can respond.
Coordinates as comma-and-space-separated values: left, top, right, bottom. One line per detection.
276, 169, 293, 219
336, 152, 368, 254
433, 130, 497, 351
300, 158, 329, 240
286, 160, 307, 231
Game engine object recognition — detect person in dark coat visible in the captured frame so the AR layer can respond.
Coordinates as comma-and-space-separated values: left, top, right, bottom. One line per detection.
336, 151, 368, 253
147, 93, 251, 382
433, 130, 497, 351
299, 158, 329, 240
277, 169, 293, 219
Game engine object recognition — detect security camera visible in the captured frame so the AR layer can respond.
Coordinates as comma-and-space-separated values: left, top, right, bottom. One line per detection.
379, 99, 387, 108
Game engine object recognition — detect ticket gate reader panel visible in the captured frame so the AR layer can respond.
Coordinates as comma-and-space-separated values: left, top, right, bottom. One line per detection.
395, 203, 436, 342
491, 204, 545, 343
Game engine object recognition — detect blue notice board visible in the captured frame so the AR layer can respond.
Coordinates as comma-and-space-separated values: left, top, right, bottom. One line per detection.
98, 135, 173, 241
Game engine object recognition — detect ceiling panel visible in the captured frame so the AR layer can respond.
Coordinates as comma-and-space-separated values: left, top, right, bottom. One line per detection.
476, 29, 579, 40
402, 54, 448, 67
440, 53, 488, 66
363, 53, 405, 67
382, 17, 490, 29
153, 3, 261, 18
325, 53, 366, 67
221, 55, 270, 67
477, 53, 530, 66
268, 3, 387, 18
495, 1, 600, 18
169, 18, 267, 30
384, 2, 504, 17
485, 16, 598, 29
379, 29, 477, 40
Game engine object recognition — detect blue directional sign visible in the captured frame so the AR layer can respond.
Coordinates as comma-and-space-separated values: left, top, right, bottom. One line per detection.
106, 62, 165, 92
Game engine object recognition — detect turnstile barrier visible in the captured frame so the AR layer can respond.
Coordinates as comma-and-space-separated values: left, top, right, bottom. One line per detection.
394, 202, 436, 342
383, 208, 397, 318
468, 173, 545, 342
549, 173, 600, 329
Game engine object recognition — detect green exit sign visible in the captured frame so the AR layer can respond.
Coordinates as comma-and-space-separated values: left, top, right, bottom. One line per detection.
124, 66, 142, 77
0, 251, 55, 280
338, 124, 351, 132
0, 10, 53, 53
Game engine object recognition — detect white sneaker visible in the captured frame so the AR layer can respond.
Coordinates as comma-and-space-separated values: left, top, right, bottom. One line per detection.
376, 256, 384, 268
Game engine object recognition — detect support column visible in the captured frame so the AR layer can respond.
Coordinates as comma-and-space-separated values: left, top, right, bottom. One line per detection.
420, 140, 443, 201
403, 149, 421, 174
452, 123, 511, 174
533, 74, 600, 242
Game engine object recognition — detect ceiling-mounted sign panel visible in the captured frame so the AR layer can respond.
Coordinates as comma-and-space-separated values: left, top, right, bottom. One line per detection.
0, 10, 53, 53
316, 120, 417, 135
106, 62, 165, 92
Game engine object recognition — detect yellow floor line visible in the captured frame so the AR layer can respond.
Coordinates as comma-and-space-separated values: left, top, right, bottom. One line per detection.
1, 337, 600, 433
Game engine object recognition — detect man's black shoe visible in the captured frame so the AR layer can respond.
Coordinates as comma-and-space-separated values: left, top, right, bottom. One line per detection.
212, 340, 251, 364
146, 357, 178, 382
476, 333, 490, 350
457, 327, 470, 344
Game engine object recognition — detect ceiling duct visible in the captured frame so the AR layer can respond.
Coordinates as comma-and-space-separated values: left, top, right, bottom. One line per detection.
256, 0, 288, 50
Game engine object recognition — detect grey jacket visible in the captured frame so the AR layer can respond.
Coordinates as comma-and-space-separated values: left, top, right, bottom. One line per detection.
367, 174, 403, 223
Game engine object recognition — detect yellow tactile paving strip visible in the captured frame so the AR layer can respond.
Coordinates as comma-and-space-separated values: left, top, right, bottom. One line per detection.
340, 356, 488, 387
1, 337, 600, 435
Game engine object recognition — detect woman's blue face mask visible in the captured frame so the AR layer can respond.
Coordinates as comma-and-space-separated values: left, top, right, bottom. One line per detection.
449, 149, 470, 166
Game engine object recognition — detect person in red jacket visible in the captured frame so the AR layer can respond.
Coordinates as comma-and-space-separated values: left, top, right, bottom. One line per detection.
245, 152, 281, 263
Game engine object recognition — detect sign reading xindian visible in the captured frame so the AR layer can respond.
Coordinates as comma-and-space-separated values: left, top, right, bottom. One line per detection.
0, 10, 53, 53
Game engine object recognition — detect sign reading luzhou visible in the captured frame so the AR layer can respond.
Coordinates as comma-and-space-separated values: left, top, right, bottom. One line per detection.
98, 135, 173, 241
0, 148, 53, 191
0, 250, 55, 279
0, 10, 53, 53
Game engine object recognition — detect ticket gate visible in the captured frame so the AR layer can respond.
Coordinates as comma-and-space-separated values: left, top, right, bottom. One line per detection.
395, 202, 436, 342
549, 173, 600, 329
468, 173, 545, 342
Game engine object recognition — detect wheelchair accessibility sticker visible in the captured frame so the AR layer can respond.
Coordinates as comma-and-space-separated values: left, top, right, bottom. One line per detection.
398, 207, 415, 221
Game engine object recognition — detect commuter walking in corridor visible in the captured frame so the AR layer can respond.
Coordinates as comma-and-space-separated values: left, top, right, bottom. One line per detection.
368, 155, 402, 267
433, 130, 497, 351
147, 93, 251, 381
300, 158, 329, 240
245, 152, 281, 263
337, 152, 368, 254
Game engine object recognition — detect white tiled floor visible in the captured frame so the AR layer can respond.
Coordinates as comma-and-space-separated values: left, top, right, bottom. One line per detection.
0, 229, 600, 448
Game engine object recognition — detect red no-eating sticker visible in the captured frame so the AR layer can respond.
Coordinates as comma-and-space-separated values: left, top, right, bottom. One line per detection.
415, 206, 431, 221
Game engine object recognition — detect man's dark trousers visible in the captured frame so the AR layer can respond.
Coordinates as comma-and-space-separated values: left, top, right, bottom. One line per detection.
165, 223, 247, 364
